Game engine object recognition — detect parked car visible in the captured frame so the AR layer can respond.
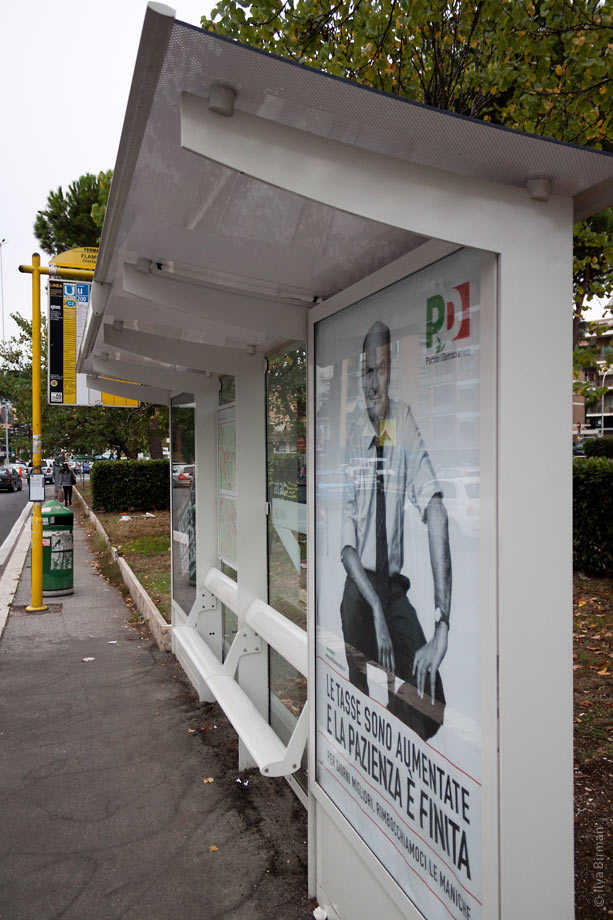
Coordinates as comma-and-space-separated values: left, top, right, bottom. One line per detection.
573, 436, 598, 456
316, 469, 347, 504
26, 460, 55, 484
172, 464, 195, 487
42, 459, 54, 483
10, 467, 24, 490
0, 467, 22, 492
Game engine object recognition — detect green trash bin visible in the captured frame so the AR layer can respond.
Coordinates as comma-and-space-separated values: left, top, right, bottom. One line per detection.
42, 500, 74, 596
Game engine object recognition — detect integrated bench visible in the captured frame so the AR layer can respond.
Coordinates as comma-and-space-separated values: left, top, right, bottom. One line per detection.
173, 566, 308, 776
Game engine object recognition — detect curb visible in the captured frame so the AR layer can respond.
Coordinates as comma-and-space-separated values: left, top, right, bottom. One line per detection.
74, 488, 172, 652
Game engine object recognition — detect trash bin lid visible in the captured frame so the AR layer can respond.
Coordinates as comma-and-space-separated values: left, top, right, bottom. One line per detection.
41, 499, 74, 524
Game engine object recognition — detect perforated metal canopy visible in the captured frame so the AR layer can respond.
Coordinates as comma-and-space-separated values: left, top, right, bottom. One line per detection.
79, 2, 613, 390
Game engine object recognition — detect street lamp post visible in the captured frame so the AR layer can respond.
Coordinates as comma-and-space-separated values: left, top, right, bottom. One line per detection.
0, 237, 6, 341
0, 238, 9, 465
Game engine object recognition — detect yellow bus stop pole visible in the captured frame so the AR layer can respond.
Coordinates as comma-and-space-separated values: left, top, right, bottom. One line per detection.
18, 257, 95, 610
27, 253, 46, 611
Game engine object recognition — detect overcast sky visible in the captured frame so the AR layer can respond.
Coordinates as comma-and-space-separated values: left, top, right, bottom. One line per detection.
0, 0, 213, 342
0, 0, 608, 346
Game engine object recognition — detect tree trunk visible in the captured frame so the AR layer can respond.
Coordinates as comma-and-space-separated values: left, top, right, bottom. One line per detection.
149, 434, 163, 459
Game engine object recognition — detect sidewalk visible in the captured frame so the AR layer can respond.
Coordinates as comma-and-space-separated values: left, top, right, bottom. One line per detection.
0, 508, 311, 920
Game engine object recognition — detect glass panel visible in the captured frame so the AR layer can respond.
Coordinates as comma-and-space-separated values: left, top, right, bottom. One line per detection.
218, 405, 237, 568
266, 346, 307, 759
219, 374, 236, 405
218, 383, 238, 658
171, 395, 196, 616
221, 561, 238, 660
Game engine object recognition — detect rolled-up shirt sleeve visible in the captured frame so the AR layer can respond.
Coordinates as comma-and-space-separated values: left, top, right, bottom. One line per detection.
404, 408, 443, 521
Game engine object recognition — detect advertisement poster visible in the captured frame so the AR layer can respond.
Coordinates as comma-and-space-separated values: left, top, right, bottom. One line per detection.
315, 249, 482, 920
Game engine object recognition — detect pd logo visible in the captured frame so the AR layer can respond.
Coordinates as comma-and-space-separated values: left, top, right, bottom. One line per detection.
426, 281, 471, 354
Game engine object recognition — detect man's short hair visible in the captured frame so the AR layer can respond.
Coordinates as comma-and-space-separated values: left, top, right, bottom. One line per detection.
362, 321, 391, 356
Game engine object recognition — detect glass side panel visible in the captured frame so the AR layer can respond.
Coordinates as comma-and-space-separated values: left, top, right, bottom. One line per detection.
221, 561, 238, 661
218, 384, 238, 661
266, 346, 307, 762
217, 404, 237, 569
171, 395, 196, 616
219, 374, 236, 405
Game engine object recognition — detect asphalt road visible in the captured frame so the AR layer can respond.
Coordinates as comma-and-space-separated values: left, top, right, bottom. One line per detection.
0, 486, 29, 546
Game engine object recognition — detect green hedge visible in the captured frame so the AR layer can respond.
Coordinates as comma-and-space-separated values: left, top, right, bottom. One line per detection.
90, 460, 170, 512
573, 457, 613, 575
584, 437, 613, 457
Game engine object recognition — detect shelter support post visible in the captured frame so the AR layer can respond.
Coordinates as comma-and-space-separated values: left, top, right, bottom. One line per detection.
496, 228, 574, 918
235, 359, 269, 770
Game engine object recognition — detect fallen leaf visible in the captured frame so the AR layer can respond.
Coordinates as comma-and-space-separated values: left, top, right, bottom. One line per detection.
208, 845, 218, 852
597, 667, 609, 676
203, 777, 215, 784
188, 728, 197, 734
578, 600, 587, 608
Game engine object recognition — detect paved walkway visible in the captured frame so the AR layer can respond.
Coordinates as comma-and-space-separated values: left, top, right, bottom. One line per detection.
0, 510, 310, 920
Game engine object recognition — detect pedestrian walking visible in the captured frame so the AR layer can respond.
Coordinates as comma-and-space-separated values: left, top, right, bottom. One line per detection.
54, 459, 63, 500
60, 463, 76, 506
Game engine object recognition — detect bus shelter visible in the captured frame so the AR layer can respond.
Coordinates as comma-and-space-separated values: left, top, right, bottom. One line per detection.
78, 5, 613, 918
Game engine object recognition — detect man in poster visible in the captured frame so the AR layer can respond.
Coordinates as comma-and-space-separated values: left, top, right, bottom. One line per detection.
340, 321, 451, 740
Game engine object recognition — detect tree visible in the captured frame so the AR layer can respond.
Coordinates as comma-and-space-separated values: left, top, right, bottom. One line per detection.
34, 171, 112, 256
267, 346, 307, 445
91, 170, 113, 230
203, 0, 612, 148
573, 209, 613, 344
204, 0, 613, 411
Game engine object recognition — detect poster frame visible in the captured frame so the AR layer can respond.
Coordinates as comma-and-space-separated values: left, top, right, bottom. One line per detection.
306, 241, 500, 919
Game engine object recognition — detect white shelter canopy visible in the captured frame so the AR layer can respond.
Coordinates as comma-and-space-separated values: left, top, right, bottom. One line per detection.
79, 1, 613, 395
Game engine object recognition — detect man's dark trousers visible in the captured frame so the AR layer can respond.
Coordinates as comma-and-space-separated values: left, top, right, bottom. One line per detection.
340, 571, 445, 741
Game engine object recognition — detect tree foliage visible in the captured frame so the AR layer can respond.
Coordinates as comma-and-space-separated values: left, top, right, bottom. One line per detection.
33, 171, 113, 256
91, 170, 113, 229
204, 1, 613, 315
203, 0, 613, 409
573, 209, 613, 338
204, 0, 612, 147
267, 345, 307, 444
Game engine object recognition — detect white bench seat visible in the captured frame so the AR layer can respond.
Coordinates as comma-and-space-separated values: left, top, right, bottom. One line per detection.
173, 620, 308, 777
173, 624, 222, 698
206, 674, 290, 775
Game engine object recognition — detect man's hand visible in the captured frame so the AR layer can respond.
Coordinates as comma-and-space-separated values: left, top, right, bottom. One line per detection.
413, 622, 448, 703
372, 600, 395, 673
